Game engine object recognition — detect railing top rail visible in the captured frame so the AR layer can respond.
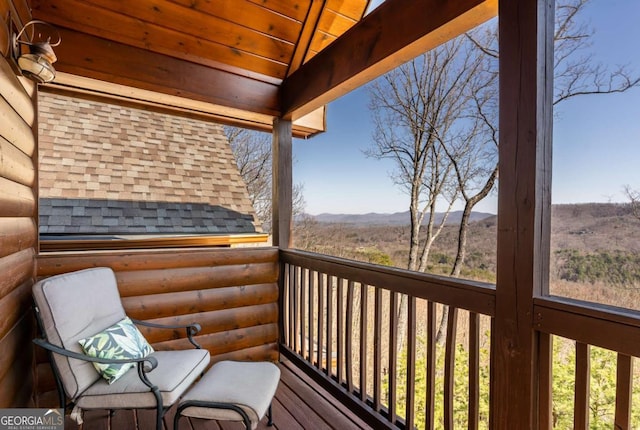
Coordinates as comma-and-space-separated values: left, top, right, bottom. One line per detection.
281, 249, 496, 317
535, 295, 640, 357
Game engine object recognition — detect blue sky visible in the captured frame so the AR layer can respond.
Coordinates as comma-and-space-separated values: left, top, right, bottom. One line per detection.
293, 1, 640, 215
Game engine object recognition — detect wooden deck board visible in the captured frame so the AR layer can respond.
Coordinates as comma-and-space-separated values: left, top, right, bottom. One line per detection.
59, 359, 370, 430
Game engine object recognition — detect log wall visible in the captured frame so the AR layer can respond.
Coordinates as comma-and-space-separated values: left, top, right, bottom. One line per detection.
0, 0, 37, 409
35, 247, 279, 407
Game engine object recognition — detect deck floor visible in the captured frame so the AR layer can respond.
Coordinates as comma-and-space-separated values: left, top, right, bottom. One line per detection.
63, 358, 371, 430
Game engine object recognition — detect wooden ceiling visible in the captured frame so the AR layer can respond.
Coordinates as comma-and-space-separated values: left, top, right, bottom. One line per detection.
30, 0, 498, 137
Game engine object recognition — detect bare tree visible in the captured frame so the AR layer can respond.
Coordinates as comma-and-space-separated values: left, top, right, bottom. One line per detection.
439, 0, 640, 342
624, 185, 640, 220
225, 127, 271, 228
224, 126, 305, 231
369, 0, 640, 345
367, 37, 484, 349
450, 0, 640, 278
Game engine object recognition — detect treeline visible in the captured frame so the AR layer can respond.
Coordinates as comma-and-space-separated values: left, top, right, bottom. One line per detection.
555, 249, 640, 287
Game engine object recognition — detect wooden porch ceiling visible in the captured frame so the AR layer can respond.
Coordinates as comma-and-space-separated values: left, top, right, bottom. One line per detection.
30, 0, 497, 136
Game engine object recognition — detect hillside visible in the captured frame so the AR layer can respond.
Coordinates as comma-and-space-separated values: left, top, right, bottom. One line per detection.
310, 210, 494, 225
294, 203, 640, 308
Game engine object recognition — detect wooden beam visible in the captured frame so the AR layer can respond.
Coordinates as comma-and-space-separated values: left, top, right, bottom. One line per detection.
287, 0, 325, 77
280, 0, 497, 120
491, 0, 554, 429
44, 74, 325, 138
272, 118, 293, 248
52, 28, 281, 117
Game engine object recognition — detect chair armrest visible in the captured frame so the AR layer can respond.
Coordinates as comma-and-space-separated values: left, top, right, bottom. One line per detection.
131, 319, 202, 349
33, 338, 158, 372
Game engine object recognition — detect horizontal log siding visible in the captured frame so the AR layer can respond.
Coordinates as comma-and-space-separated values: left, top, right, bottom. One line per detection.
34, 247, 279, 406
0, 1, 36, 409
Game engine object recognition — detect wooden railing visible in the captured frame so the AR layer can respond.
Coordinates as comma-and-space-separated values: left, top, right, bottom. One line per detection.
280, 249, 640, 429
535, 297, 640, 429
279, 249, 496, 429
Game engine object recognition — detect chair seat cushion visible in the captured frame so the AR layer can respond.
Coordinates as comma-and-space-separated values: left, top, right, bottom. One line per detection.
77, 349, 210, 409
178, 361, 280, 427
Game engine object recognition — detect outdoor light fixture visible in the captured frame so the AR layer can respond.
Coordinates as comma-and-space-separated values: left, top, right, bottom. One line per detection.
11, 19, 61, 84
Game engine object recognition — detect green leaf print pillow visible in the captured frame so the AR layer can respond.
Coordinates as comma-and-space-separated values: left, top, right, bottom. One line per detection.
78, 317, 154, 384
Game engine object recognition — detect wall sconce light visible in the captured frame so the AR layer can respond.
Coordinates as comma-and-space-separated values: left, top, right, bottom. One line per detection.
12, 20, 61, 84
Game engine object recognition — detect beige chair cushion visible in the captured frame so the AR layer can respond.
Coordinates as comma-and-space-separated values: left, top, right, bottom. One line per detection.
77, 349, 210, 409
179, 361, 280, 429
33, 267, 127, 399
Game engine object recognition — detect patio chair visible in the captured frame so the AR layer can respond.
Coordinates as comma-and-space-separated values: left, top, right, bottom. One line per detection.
32, 267, 211, 430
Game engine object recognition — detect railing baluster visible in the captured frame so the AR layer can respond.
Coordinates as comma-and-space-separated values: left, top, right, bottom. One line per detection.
289, 264, 295, 351
360, 283, 369, 403
316, 271, 324, 370
300, 268, 307, 359
426, 301, 436, 430
326, 275, 334, 377
574, 342, 590, 430
308, 269, 315, 364
388, 291, 398, 425
291, 266, 301, 353
444, 307, 458, 430
539, 332, 553, 430
406, 296, 417, 430
283, 263, 289, 347
337, 277, 345, 385
373, 287, 383, 412
346, 280, 355, 393
469, 312, 480, 430
615, 353, 633, 430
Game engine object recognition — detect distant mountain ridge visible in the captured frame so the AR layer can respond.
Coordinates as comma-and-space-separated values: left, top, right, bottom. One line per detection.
309, 210, 495, 226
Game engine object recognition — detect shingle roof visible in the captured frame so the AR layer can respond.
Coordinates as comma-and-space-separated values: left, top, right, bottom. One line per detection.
38, 91, 260, 235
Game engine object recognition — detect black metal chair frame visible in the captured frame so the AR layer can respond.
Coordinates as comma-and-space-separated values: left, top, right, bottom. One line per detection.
174, 401, 273, 430
34, 304, 203, 430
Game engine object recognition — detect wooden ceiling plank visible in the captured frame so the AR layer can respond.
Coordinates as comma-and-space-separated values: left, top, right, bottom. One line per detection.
317, 8, 357, 38
281, 0, 498, 120
75, 0, 294, 63
306, 32, 337, 61
246, 0, 312, 23
286, 0, 325, 77
31, 0, 288, 80
325, 0, 370, 20
53, 28, 281, 116
167, 0, 302, 44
